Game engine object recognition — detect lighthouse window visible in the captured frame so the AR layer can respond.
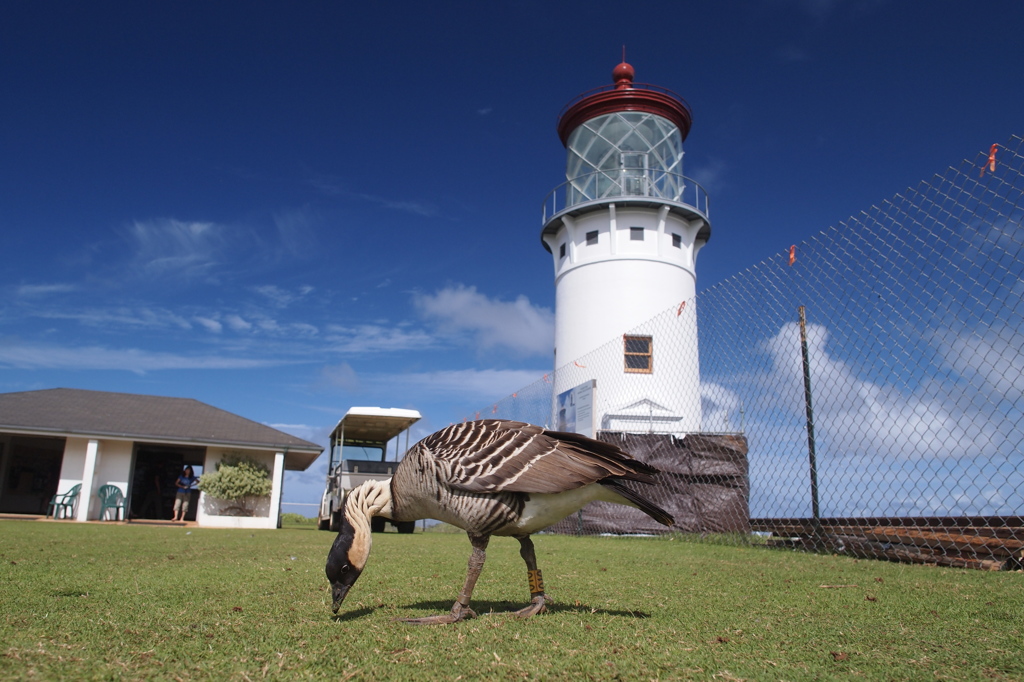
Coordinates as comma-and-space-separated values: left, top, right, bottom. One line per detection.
623, 335, 653, 374
559, 243, 566, 259
586, 230, 599, 245
630, 227, 644, 241
672, 233, 682, 248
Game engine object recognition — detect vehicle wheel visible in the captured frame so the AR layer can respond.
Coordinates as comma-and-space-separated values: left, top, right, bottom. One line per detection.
370, 516, 387, 533
329, 508, 342, 533
397, 521, 416, 534
317, 517, 330, 531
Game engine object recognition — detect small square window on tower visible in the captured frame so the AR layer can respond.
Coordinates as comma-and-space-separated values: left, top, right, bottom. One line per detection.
672, 233, 682, 248
623, 335, 653, 373
559, 243, 566, 259
630, 227, 644, 241
586, 230, 599, 245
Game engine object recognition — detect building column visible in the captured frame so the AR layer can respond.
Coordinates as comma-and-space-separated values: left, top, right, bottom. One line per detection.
76, 439, 100, 522
0, 436, 10, 511
608, 204, 618, 255
269, 451, 285, 529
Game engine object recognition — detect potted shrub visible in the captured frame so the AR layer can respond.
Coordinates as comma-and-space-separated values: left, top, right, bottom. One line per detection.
197, 455, 272, 516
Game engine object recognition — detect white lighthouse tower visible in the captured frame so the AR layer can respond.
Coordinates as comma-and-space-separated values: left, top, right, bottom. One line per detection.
542, 60, 710, 435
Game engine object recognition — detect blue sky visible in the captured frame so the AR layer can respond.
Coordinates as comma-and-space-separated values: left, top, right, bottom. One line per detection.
2, 1, 1023, 509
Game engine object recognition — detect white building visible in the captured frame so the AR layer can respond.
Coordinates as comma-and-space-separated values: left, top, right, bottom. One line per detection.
541, 61, 711, 435
0, 388, 322, 529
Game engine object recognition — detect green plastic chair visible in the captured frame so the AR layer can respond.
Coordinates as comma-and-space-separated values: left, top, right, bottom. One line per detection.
47, 483, 81, 519
96, 485, 126, 521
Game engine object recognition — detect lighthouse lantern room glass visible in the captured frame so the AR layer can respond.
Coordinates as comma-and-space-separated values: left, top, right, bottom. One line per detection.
564, 112, 685, 207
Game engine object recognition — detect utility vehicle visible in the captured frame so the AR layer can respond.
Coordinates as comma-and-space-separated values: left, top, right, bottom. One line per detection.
318, 406, 422, 533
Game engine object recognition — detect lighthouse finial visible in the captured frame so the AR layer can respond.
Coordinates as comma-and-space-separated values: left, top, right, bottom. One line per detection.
612, 49, 635, 89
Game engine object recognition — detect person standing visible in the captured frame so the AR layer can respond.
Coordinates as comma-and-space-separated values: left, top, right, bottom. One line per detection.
172, 466, 198, 522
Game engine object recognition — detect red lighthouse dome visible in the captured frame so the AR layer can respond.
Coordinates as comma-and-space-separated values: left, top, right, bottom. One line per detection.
556, 62, 693, 146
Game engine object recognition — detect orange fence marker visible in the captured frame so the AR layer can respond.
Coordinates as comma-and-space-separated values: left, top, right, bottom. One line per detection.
980, 144, 998, 177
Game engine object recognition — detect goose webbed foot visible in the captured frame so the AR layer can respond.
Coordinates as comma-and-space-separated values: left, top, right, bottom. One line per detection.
397, 601, 477, 625
513, 537, 548, 618
512, 594, 547, 618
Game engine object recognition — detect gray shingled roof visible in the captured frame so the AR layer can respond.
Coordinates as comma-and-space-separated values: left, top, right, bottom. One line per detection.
0, 389, 322, 467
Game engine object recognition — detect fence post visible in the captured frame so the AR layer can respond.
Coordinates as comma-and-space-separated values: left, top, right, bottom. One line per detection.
798, 306, 821, 530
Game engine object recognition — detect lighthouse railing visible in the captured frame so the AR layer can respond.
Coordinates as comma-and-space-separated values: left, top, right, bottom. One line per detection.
542, 170, 709, 224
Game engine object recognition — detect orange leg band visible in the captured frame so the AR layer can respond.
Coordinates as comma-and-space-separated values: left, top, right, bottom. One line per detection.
527, 568, 545, 596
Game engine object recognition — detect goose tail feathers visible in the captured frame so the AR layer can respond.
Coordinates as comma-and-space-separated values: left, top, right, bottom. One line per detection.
600, 479, 674, 527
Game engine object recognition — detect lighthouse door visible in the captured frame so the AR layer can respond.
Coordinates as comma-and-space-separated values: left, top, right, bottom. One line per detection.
620, 152, 649, 196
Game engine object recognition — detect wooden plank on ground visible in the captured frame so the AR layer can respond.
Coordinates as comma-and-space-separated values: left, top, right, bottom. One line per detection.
753, 516, 1024, 539
827, 535, 1006, 571
860, 527, 1023, 558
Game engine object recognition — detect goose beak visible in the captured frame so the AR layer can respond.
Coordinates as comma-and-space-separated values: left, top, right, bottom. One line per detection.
331, 583, 351, 613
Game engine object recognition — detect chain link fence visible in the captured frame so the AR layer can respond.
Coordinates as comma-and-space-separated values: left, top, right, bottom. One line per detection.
474, 135, 1024, 570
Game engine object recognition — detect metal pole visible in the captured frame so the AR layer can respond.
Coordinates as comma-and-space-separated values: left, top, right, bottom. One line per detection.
798, 306, 821, 527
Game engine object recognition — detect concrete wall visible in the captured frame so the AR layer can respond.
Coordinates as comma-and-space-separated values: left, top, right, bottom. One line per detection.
197, 448, 285, 529
55, 438, 133, 520
56, 437, 89, 503
91, 440, 132, 520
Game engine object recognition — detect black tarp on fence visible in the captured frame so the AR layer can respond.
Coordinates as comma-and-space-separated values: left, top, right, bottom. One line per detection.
546, 432, 750, 535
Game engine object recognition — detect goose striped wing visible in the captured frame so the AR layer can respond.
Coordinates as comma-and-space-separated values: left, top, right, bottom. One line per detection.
419, 420, 658, 495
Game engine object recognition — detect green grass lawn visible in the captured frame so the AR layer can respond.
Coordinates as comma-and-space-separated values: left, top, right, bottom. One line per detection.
1, 520, 1021, 681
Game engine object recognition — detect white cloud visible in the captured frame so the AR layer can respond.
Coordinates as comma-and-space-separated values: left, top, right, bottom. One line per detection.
16, 283, 77, 297
940, 325, 1024, 403
126, 218, 225, 279
224, 314, 253, 331
252, 284, 314, 308
266, 422, 329, 446
414, 284, 554, 356
701, 382, 743, 432
283, 454, 332, 506
256, 317, 281, 332
323, 324, 436, 353
379, 368, 548, 400
365, 195, 438, 217
238, 314, 318, 337
0, 341, 285, 373
253, 285, 297, 307
761, 321, 1003, 459
310, 175, 438, 217
273, 208, 318, 258
318, 363, 361, 391
25, 301, 323, 341
33, 306, 193, 330
195, 316, 223, 333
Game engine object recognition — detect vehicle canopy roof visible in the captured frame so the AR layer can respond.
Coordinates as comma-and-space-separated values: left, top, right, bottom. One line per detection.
329, 407, 422, 446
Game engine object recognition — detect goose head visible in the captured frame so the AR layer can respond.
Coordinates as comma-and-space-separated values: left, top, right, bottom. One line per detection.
325, 511, 370, 613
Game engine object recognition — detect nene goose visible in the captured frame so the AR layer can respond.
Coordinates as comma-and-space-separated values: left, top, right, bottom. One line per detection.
325, 419, 673, 624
